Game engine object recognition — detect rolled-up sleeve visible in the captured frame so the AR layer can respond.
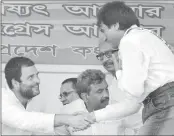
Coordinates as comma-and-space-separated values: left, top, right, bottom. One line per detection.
2, 88, 55, 133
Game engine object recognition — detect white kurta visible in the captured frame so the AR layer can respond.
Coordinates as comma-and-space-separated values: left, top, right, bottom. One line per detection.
2, 87, 55, 135
56, 98, 125, 135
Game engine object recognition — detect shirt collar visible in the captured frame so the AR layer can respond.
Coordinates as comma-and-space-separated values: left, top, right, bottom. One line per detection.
4, 83, 30, 109
124, 25, 139, 36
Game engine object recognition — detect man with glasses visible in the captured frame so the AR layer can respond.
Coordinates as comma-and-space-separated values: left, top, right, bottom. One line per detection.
87, 1, 174, 135
59, 78, 80, 105
96, 40, 119, 78
57, 69, 127, 135
59, 78, 86, 113
55, 78, 87, 135
96, 40, 143, 135
96, 40, 124, 104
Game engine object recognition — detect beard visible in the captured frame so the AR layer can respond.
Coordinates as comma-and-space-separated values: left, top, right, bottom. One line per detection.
19, 84, 40, 99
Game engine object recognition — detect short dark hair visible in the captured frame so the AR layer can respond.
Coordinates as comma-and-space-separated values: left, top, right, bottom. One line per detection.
76, 69, 105, 98
97, 1, 140, 30
61, 78, 77, 90
4, 57, 35, 89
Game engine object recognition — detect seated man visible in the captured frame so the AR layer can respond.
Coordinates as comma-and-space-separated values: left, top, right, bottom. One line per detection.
55, 78, 87, 135
56, 69, 126, 135
59, 78, 86, 114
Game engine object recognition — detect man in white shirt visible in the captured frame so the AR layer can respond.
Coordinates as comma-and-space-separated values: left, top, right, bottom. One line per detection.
86, 1, 174, 135
54, 77, 87, 135
96, 41, 143, 134
59, 78, 81, 106
59, 77, 87, 115
75, 69, 132, 135
56, 69, 127, 135
2, 57, 93, 135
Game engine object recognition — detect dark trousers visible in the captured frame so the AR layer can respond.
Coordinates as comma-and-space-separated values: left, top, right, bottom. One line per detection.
138, 82, 174, 135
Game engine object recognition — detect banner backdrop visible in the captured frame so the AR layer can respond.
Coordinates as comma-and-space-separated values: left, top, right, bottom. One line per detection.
1, 0, 174, 65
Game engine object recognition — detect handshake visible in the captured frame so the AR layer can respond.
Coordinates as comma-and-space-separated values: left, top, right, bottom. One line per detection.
54, 112, 96, 131
67, 112, 96, 131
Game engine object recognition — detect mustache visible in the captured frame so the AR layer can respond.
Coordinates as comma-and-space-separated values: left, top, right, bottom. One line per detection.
100, 97, 109, 103
103, 61, 113, 67
32, 83, 39, 87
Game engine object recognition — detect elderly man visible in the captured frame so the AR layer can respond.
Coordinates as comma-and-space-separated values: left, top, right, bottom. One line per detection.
54, 78, 87, 135
96, 40, 143, 134
59, 78, 84, 107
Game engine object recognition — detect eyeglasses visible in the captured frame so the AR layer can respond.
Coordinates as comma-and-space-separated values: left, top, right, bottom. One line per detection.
59, 91, 74, 99
96, 49, 119, 61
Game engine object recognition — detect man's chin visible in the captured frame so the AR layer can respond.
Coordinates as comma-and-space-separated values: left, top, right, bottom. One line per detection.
62, 101, 69, 105
101, 101, 109, 108
63, 103, 68, 105
32, 89, 40, 97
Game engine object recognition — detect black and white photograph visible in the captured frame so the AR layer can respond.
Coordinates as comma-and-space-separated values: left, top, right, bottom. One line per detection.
1, 0, 174, 135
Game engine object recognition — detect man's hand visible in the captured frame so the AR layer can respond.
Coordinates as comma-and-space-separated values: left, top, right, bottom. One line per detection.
67, 112, 96, 133
54, 126, 70, 135
73, 112, 96, 123
54, 113, 96, 131
72, 111, 87, 115
66, 113, 93, 130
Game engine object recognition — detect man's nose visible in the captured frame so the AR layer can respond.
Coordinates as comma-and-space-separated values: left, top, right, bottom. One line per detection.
103, 89, 109, 97
60, 96, 66, 101
34, 76, 40, 84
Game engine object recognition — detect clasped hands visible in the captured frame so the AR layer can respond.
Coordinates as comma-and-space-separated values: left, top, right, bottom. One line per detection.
67, 112, 96, 132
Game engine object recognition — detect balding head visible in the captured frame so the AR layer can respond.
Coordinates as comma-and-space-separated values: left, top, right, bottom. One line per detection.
97, 40, 119, 75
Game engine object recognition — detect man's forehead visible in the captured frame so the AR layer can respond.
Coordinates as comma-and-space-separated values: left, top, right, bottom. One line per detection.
91, 80, 108, 91
60, 82, 73, 92
21, 65, 38, 77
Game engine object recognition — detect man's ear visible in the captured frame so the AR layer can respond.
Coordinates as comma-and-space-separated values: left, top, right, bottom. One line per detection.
11, 78, 20, 89
80, 93, 88, 102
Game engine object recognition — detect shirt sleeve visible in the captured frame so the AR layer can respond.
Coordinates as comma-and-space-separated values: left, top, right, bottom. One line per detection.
94, 93, 142, 122
2, 88, 55, 133
123, 108, 143, 128
94, 37, 147, 122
